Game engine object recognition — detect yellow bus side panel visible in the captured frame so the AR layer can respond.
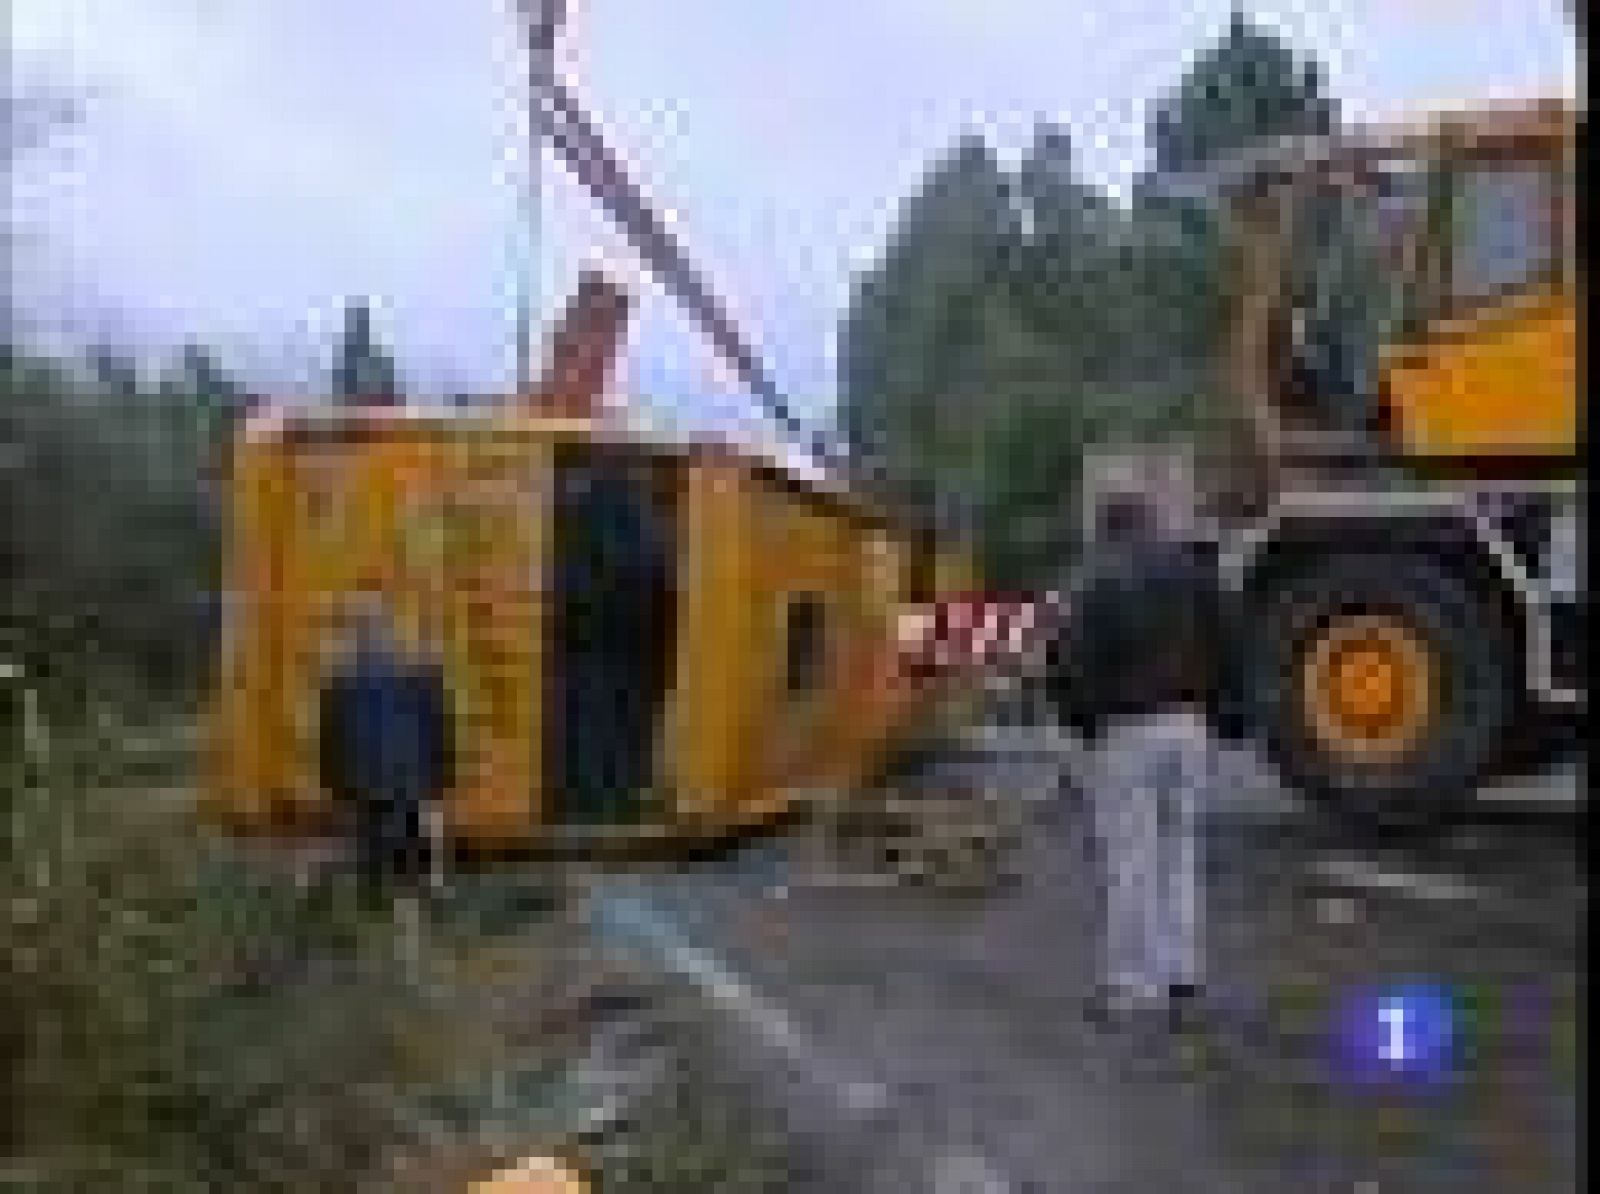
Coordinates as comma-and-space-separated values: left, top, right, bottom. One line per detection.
212, 426, 551, 847
743, 486, 863, 805
669, 457, 757, 824
831, 529, 887, 790
212, 421, 977, 847
403, 432, 546, 844
207, 441, 291, 830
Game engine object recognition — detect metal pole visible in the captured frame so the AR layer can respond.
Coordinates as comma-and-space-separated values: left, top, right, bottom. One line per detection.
515, 2, 564, 394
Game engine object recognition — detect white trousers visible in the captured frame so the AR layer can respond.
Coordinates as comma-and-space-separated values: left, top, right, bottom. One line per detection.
1083, 711, 1213, 1000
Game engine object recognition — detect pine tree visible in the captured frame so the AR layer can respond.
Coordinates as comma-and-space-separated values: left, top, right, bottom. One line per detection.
838, 134, 1020, 488
1017, 123, 1117, 251
331, 299, 401, 404
832, 13, 1348, 585
1148, 6, 1337, 179
1009, 122, 1128, 379
159, 342, 247, 482
1127, 7, 1343, 389
88, 344, 141, 400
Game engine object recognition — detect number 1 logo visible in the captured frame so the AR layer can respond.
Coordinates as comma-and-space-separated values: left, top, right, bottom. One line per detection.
1379, 998, 1412, 1065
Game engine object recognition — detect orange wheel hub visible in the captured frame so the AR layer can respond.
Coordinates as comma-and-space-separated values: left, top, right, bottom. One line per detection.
1301, 613, 1438, 763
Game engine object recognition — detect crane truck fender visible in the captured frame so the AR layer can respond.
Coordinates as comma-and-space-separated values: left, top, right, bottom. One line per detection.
1217, 485, 1583, 708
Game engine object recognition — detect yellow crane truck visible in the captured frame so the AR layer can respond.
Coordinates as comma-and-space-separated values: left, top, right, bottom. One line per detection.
1092, 98, 1580, 826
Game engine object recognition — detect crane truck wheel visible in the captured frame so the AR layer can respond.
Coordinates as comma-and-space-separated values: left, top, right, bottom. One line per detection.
1244, 553, 1516, 831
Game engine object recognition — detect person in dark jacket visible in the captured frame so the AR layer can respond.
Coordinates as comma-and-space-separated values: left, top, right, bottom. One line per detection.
1045, 538, 1233, 741
318, 598, 456, 900
1045, 499, 1236, 1023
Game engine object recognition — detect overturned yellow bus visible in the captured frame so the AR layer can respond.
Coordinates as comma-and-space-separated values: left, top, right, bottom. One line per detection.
204, 400, 973, 852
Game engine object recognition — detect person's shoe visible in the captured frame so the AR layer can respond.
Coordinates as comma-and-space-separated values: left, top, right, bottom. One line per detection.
1167, 982, 1200, 1012
1167, 984, 1225, 1043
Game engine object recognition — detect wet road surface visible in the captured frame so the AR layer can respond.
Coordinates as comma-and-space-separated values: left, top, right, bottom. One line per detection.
583, 732, 1583, 1192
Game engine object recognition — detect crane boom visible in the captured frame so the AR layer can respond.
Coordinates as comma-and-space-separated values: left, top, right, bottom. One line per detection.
517, 0, 843, 469
534, 83, 812, 446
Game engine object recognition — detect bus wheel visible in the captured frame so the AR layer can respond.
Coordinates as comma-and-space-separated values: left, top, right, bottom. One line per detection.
1246, 553, 1516, 831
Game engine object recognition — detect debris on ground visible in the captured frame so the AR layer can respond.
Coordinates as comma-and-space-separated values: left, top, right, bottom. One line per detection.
804, 731, 1029, 895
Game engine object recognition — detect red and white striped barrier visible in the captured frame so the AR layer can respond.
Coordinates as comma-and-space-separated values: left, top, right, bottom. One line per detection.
896, 595, 1051, 681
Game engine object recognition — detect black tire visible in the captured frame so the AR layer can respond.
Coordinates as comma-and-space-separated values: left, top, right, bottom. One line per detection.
1244, 553, 1517, 831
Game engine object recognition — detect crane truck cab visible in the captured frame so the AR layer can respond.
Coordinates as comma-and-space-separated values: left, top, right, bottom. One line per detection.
1098, 99, 1581, 828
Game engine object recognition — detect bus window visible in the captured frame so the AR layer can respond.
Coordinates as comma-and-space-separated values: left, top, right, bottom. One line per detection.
783, 594, 829, 697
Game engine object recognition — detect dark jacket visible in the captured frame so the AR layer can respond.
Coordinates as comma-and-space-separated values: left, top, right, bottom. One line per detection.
318, 654, 456, 808
1044, 538, 1241, 744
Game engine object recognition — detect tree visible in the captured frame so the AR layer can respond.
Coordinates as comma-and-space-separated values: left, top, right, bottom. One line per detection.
331, 299, 401, 403
1114, 191, 1228, 375
838, 136, 1028, 551
158, 341, 248, 489
1016, 124, 1117, 248
1124, 8, 1343, 423
1008, 122, 1128, 380
1147, 7, 1337, 179
167, 341, 247, 433
838, 134, 1021, 486
87, 343, 141, 399
832, 14, 1348, 586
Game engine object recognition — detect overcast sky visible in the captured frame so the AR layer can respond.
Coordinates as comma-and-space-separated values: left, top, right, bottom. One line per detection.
7, 0, 1578, 439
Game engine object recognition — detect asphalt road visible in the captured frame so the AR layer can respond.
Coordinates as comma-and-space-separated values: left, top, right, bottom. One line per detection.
584, 731, 1584, 1193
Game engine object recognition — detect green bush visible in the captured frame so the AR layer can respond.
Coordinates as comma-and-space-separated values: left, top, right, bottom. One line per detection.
3, 712, 473, 1191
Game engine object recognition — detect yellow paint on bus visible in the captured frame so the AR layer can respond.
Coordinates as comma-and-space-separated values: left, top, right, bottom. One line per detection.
206, 409, 972, 852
